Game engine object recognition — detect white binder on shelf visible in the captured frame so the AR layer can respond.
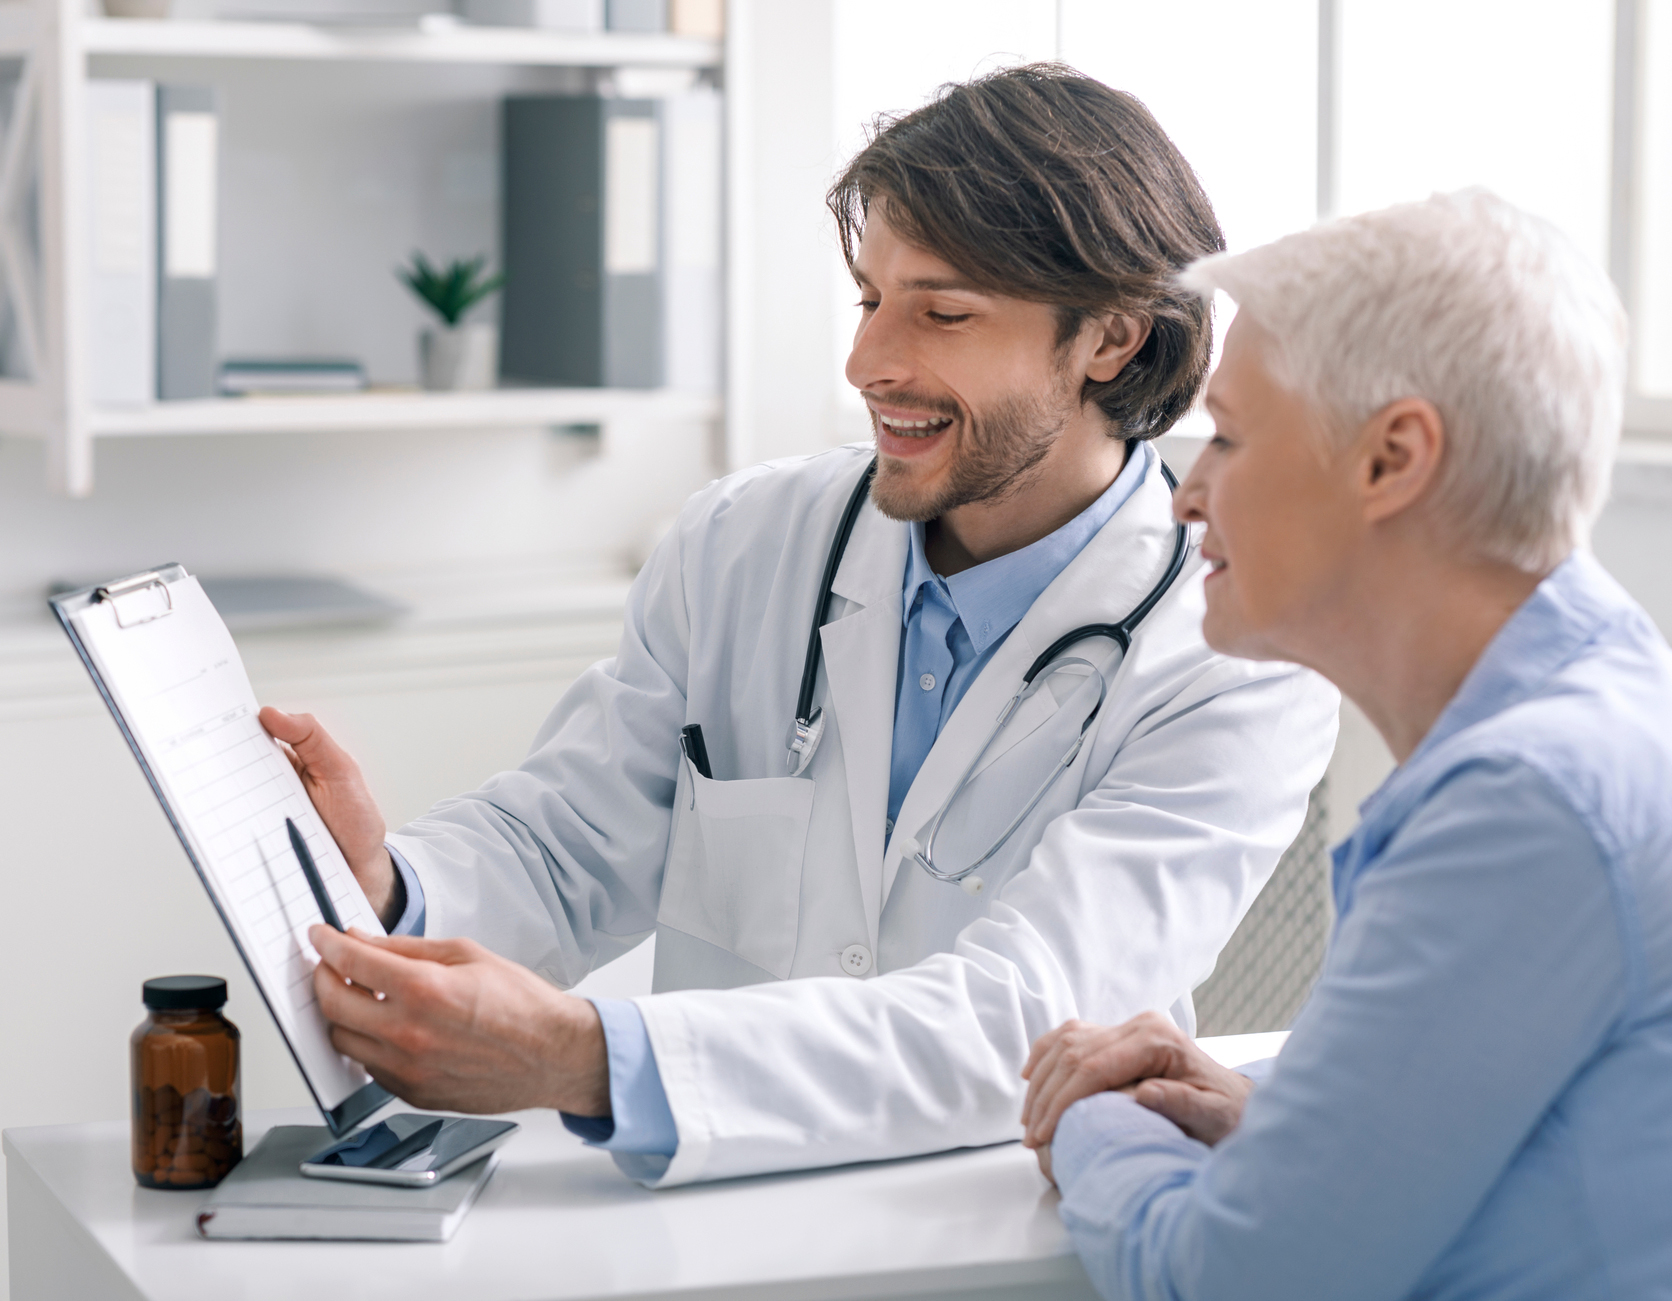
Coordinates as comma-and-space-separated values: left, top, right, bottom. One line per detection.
51, 566, 392, 1137
85, 80, 155, 406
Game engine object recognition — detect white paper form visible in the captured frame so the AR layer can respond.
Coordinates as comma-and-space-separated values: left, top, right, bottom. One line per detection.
68, 574, 380, 1110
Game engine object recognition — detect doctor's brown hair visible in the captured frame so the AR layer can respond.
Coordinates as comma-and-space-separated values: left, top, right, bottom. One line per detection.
828, 63, 1225, 440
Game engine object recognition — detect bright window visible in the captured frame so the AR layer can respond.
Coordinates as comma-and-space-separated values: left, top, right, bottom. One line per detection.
1637, 0, 1672, 397
1061, 0, 1318, 257
1335, 0, 1614, 269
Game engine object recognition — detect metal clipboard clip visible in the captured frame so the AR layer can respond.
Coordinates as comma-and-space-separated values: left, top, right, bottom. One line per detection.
95, 571, 175, 628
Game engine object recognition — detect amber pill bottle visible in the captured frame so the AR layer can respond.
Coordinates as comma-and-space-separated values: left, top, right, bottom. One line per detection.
131, 976, 243, 1190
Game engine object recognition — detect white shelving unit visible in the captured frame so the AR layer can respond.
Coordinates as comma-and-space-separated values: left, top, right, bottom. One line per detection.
0, 1, 724, 496
85, 384, 719, 436
76, 15, 717, 64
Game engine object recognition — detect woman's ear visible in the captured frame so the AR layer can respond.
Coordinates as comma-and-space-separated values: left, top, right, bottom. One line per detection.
1085, 313, 1152, 383
1356, 397, 1445, 524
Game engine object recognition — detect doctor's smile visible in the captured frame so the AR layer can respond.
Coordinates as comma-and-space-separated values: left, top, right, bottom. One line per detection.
866, 398, 957, 461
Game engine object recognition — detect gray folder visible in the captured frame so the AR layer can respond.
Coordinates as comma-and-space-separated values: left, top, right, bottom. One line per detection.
157, 85, 218, 400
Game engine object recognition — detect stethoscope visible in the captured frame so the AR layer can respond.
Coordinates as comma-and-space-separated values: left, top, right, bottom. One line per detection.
785, 451, 1191, 896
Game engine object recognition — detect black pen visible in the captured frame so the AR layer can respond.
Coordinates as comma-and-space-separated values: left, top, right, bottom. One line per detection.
286, 816, 344, 932
680, 724, 714, 780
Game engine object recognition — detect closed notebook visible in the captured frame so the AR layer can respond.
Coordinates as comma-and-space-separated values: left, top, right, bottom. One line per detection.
196, 1126, 497, 1242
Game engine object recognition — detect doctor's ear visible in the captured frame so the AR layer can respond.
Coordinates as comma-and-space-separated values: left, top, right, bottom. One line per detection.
1355, 397, 1446, 524
1082, 312, 1151, 383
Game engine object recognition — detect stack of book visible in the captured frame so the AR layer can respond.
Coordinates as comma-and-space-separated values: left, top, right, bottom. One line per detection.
215, 359, 369, 397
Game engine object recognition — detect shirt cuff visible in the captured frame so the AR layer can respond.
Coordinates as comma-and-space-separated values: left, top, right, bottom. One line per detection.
1235, 1055, 1277, 1085
1051, 1090, 1207, 1195
560, 998, 679, 1160
383, 844, 427, 936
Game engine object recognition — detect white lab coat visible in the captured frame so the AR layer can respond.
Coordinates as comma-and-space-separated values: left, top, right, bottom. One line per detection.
388, 442, 1339, 1186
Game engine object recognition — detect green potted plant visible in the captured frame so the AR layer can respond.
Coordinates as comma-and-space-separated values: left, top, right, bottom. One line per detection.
398, 252, 505, 392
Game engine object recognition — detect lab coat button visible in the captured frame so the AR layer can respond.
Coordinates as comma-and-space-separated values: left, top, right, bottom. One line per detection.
840, 944, 873, 976
919, 672, 936, 691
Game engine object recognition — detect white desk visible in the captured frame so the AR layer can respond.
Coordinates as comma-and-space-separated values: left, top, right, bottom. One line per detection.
4, 1034, 1285, 1301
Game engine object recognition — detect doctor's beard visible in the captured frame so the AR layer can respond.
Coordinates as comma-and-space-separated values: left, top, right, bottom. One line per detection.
868, 381, 1078, 524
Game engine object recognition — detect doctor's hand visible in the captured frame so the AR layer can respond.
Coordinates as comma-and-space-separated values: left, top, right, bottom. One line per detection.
260, 706, 400, 926
310, 926, 611, 1118
1020, 1011, 1253, 1160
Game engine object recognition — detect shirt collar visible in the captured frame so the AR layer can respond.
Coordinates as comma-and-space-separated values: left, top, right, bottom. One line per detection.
900, 440, 1151, 654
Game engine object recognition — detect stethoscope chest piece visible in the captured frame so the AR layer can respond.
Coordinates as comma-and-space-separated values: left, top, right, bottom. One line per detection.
785, 709, 826, 776
898, 835, 983, 896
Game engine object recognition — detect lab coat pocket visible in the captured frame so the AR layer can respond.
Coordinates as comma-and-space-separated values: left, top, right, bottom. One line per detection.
658, 761, 815, 980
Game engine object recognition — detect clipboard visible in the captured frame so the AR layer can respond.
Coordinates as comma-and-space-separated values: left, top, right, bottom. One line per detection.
53, 564, 392, 1137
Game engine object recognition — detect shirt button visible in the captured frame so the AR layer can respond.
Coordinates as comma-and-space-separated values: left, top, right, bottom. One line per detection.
919, 673, 936, 691
840, 944, 873, 976
884, 818, 894, 836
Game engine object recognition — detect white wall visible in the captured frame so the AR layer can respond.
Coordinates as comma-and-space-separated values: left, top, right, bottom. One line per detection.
1591, 450, 1672, 632
723, 0, 847, 467
0, 417, 711, 602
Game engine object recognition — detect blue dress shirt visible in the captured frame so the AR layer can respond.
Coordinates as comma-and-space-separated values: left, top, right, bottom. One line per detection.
1051, 551, 1672, 1300
393, 443, 1152, 1167
887, 442, 1147, 827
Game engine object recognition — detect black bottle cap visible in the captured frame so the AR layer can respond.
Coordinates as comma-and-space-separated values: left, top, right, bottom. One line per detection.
142, 975, 228, 1011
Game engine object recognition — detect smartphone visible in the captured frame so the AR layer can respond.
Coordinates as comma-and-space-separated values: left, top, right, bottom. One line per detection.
299, 1114, 520, 1187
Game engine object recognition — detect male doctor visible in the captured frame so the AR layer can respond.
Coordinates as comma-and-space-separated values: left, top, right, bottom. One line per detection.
268, 64, 1337, 1187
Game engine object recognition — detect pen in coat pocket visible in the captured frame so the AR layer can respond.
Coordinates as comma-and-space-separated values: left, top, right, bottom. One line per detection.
680, 724, 714, 780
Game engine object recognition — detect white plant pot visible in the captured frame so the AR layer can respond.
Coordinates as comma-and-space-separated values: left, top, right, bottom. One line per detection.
420, 322, 498, 392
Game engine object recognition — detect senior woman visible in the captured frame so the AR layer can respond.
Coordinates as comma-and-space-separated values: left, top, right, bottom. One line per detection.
1019, 189, 1672, 1299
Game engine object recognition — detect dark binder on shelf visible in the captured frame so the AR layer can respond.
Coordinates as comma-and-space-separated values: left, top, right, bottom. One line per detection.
157, 86, 219, 400
50, 566, 392, 1138
501, 94, 664, 388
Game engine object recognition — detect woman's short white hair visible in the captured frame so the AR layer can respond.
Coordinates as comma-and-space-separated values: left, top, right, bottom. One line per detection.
1182, 190, 1627, 572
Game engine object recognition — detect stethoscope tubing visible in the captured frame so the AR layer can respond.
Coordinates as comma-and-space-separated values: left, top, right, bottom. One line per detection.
794, 458, 878, 731
911, 654, 1109, 883
789, 448, 1190, 888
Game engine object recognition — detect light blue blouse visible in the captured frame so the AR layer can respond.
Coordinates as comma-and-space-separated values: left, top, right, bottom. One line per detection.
1052, 552, 1672, 1299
